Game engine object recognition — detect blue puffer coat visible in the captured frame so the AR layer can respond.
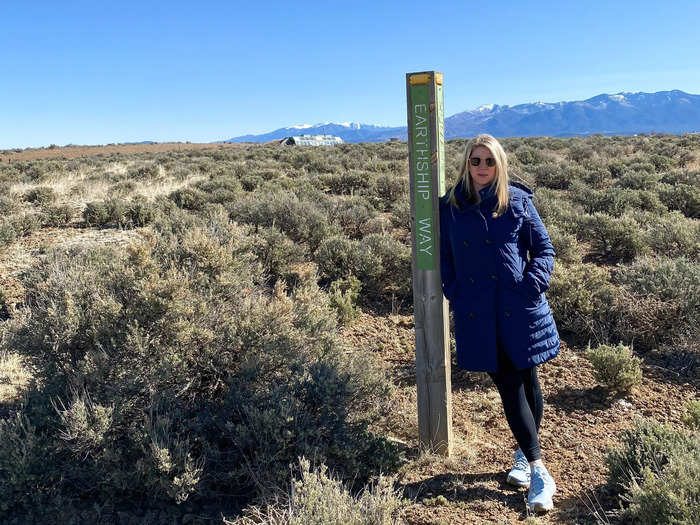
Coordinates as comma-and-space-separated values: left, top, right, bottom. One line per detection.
439, 180, 560, 372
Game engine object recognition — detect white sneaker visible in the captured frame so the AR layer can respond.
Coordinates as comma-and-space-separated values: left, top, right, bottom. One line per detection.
506, 448, 530, 488
528, 465, 556, 512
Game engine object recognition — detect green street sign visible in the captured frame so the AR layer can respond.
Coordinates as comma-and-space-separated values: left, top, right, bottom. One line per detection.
408, 72, 445, 270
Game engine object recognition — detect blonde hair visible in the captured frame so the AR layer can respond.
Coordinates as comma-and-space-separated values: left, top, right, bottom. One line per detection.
447, 134, 509, 217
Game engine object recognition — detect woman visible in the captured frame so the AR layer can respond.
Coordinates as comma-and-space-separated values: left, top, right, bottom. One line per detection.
439, 134, 560, 512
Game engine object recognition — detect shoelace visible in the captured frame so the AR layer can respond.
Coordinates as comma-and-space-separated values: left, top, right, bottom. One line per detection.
514, 452, 529, 472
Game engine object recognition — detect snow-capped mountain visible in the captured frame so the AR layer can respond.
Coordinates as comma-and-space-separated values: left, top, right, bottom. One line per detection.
225, 122, 405, 143
445, 90, 700, 138
224, 90, 700, 143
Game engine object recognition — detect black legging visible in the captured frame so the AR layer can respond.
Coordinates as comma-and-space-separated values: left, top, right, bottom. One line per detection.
487, 348, 543, 462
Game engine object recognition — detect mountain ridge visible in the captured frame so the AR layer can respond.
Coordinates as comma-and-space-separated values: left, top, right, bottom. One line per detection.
224, 90, 700, 143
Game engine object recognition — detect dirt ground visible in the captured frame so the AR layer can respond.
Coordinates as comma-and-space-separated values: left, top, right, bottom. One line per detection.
343, 311, 697, 525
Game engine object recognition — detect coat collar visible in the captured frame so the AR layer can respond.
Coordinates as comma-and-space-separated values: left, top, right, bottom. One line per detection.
451, 179, 533, 212
453, 180, 496, 210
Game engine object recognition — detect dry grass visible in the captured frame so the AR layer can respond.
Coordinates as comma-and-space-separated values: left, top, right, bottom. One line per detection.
0, 142, 245, 161
5, 161, 208, 211
136, 173, 207, 200
0, 351, 31, 404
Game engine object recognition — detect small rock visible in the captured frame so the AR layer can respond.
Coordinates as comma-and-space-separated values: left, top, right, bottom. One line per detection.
615, 399, 633, 409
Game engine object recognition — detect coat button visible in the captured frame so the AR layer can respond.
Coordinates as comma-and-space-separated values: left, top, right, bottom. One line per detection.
485, 239, 493, 245
490, 274, 497, 280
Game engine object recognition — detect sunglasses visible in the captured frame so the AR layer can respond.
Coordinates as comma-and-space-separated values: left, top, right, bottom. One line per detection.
470, 156, 496, 167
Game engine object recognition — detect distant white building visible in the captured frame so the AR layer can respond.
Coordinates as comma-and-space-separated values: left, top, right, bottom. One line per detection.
279, 134, 344, 146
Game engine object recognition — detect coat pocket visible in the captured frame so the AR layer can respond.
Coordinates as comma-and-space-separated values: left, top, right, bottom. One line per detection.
509, 278, 543, 306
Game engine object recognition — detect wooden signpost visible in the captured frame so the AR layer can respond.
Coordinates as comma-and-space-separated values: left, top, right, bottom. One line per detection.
405, 71, 452, 456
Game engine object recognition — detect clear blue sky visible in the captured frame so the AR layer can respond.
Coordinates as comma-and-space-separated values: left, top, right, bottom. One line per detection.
2, 0, 700, 149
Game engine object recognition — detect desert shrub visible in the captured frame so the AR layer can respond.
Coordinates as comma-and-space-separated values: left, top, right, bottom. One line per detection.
0, 194, 17, 215
608, 159, 626, 178
606, 418, 697, 490
360, 215, 392, 236
361, 158, 397, 174
0, 288, 10, 318
0, 165, 23, 184
128, 162, 160, 180
110, 180, 137, 196
613, 256, 699, 319
19, 161, 50, 182
327, 197, 377, 239
319, 170, 374, 195
660, 169, 700, 187
548, 262, 616, 342
41, 204, 74, 227
314, 233, 410, 302
533, 162, 573, 189
532, 188, 581, 233
679, 150, 699, 168
374, 173, 408, 209
228, 191, 339, 252
626, 160, 656, 174
654, 337, 699, 380
606, 419, 699, 524
83, 198, 156, 229
191, 157, 218, 175
645, 211, 700, 258
656, 183, 700, 218
547, 224, 583, 264
613, 256, 699, 347
358, 233, 412, 301
585, 343, 642, 393
240, 174, 265, 191
390, 200, 410, 230
168, 187, 208, 211
250, 226, 307, 284
288, 150, 337, 174
125, 197, 157, 227
194, 176, 243, 204
632, 189, 668, 215
681, 400, 700, 430
0, 220, 16, 248
0, 220, 398, 521
8, 213, 41, 237
24, 185, 57, 205
611, 288, 678, 351
229, 458, 405, 525
568, 183, 616, 216
515, 146, 545, 165
623, 458, 700, 525
648, 153, 674, 172
568, 143, 596, 163
581, 163, 611, 189
616, 171, 660, 190
169, 165, 192, 181
328, 276, 362, 326
577, 213, 648, 262
572, 185, 667, 217
82, 199, 123, 227
315, 235, 365, 282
